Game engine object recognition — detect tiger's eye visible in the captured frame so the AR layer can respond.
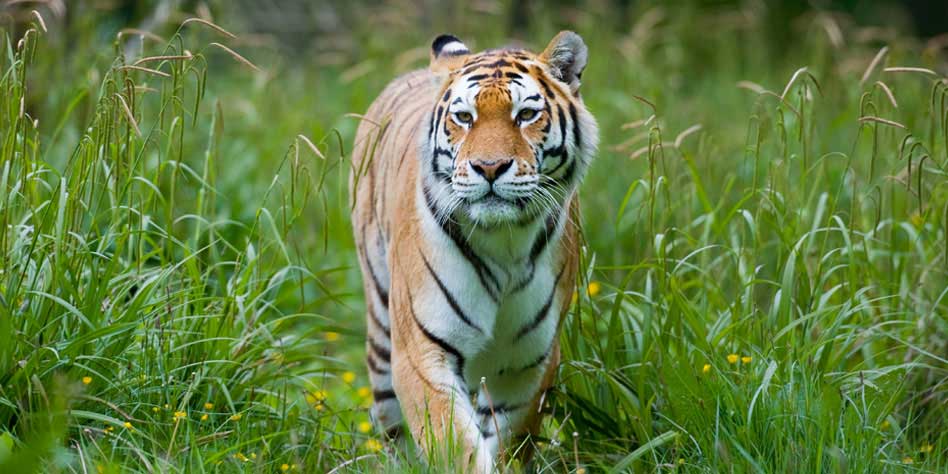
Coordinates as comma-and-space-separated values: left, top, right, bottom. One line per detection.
517, 108, 538, 123
454, 111, 473, 124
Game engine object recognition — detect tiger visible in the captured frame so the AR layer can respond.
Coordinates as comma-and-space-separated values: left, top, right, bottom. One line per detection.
349, 31, 598, 472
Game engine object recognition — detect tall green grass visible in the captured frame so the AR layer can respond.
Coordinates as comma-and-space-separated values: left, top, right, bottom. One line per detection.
1, 2, 946, 472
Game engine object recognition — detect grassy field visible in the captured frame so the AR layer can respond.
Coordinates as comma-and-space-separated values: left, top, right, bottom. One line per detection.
1, 1, 946, 472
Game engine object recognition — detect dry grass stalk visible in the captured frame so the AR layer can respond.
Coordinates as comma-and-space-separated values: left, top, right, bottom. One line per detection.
118, 65, 171, 78
883, 67, 937, 76
31, 10, 47, 32
621, 117, 655, 130
297, 135, 326, 160
737, 80, 766, 94
674, 124, 703, 148
134, 52, 193, 66
860, 46, 889, 86
781, 67, 809, 100
859, 116, 906, 129
115, 94, 142, 137
182, 18, 237, 39
344, 113, 384, 128
118, 28, 166, 43
209, 43, 260, 72
873, 81, 898, 109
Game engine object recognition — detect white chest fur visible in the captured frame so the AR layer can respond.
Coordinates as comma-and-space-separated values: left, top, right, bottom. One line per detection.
413, 185, 567, 391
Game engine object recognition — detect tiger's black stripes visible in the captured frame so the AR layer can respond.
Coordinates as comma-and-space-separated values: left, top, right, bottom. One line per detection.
498, 347, 550, 375
408, 289, 466, 379
476, 402, 525, 416
485, 59, 512, 68
514, 265, 567, 340
544, 105, 571, 176
511, 213, 561, 293
373, 389, 397, 401
368, 335, 391, 362
421, 182, 501, 301
367, 353, 390, 374
569, 102, 582, 151
421, 252, 485, 333
365, 257, 389, 306
530, 209, 560, 263
560, 157, 577, 184
431, 105, 444, 139
367, 307, 390, 336
536, 75, 555, 99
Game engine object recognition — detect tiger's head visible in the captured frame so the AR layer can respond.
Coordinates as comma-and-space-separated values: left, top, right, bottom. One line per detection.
422, 31, 598, 228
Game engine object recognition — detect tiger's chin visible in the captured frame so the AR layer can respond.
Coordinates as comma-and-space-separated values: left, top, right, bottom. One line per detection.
461, 193, 538, 227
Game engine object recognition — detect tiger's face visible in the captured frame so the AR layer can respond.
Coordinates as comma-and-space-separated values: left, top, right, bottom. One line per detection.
424, 33, 598, 227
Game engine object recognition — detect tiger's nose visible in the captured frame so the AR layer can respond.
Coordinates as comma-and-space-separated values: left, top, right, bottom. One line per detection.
469, 159, 514, 183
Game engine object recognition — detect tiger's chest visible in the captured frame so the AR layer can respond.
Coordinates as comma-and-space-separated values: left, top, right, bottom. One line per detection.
407, 182, 572, 390
461, 260, 563, 386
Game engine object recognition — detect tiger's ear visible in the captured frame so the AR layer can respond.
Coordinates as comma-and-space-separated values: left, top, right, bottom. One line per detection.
430, 34, 470, 73
539, 31, 588, 92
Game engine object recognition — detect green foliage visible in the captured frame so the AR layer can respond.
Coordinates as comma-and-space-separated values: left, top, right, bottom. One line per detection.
1, 2, 946, 473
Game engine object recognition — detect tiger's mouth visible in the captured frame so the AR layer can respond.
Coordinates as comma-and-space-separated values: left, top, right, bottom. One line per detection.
460, 189, 534, 225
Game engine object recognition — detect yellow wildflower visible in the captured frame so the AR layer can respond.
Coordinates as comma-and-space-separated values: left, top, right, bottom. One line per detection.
677, 458, 685, 465
152, 407, 159, 413
357, 386, 371, 398
324, 332, 340, 342
902, 457, 913, 464
577, 468, 587, 474
234, 453, 249, 462
123, 421, 133, 430
727, 354, 739, 364
200, 414, 209, 421
105, 426, 114, 433
250, 453, 257, 460
164, 404, 170, 410
173, 411, 187, 421
364, 439, 383, 452
342, 371, 357, 384
587, 281, 601, 296
920, 444, 933, 454
204, 402, 214, 410
910, 212, 924, 228
82, 376, 92, 385
315, 403, 324, 411
230, 413, 242, 421
702, 364, 711, 374
280, 465, 290, 472
358, 421, 372, 433
741, 356, 752, 364
306, 390, 328, 405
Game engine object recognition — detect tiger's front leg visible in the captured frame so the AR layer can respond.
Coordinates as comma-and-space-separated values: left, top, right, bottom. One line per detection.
390, 287, 495, 473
